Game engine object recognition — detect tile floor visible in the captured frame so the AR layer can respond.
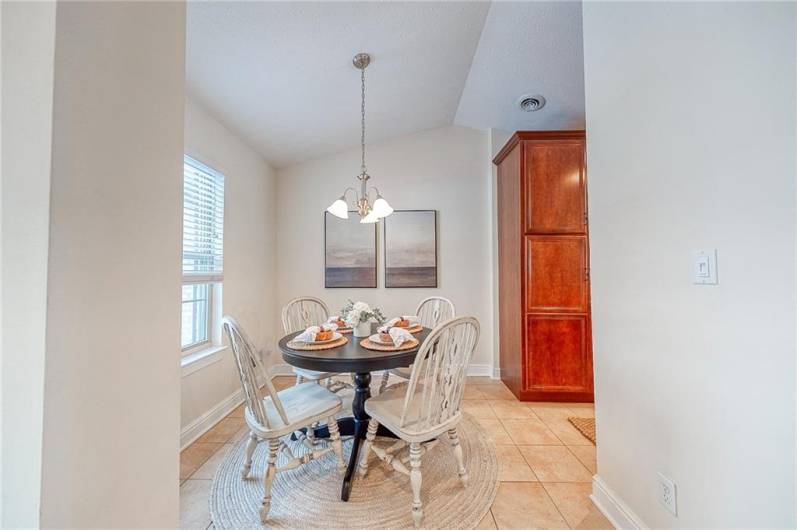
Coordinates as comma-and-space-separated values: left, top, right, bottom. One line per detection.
180, 376, 611, 530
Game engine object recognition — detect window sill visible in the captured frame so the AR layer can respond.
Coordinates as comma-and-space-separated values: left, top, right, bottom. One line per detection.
181, 345, 228, 378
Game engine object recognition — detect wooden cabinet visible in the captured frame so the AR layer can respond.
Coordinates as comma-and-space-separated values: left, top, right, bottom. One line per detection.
494, 131, 593, 402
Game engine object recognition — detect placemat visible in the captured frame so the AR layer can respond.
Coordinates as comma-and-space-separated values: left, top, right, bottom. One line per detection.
360, 337, 419, 351
286, 336, 348, 351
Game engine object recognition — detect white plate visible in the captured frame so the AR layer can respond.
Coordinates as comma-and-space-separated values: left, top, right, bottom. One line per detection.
369, 333, 395, 345
307, 332, 342, 345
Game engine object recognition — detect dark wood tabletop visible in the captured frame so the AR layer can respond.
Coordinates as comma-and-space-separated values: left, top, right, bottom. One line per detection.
278, 323, 430, 373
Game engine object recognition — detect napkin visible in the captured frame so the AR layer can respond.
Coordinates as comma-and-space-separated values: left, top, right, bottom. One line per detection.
376, 325, 414, 347
385, 315, 420, 327
327, 315, 348, 327
294, 323, 338, 343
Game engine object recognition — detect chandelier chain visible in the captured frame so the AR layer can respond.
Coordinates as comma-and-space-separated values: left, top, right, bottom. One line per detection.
360, 66, 367, 175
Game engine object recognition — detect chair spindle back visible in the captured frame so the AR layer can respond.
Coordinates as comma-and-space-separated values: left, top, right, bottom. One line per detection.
415, 297, 456, 329
282, 296, 330, 334
400, 316, 480, 430
222, 316, 289, 430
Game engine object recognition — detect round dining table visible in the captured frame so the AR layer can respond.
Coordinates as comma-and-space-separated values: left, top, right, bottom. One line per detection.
278, 323, 431, 502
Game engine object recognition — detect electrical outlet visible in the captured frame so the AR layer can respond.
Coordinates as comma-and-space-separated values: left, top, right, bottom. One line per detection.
657, 473, 678, 516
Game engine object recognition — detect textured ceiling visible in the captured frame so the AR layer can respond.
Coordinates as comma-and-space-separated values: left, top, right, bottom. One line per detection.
455, 1, 586, 132
186, 1, 585, 168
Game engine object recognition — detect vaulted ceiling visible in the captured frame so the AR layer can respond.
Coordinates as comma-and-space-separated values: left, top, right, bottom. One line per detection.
186, 1, 585, 168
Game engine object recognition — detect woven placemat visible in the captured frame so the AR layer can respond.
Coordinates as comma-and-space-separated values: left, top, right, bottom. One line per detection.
360, 337, 419, 351
568, 417, 596, 444
286, 336, 348, 351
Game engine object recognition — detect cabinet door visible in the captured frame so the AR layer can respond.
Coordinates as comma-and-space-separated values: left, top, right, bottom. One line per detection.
524, 314, 592, 393
525, 235, 588, 313
524, 141, 586, 234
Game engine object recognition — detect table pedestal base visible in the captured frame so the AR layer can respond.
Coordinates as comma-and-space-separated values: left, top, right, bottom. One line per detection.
291, 372, 394, 501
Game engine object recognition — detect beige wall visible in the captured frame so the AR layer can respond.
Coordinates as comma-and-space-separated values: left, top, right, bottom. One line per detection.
181, 96, 278, 433
38, 2, 185, 527
276, 125, 495, 372
0, 1, 57, 526
582, 2, 796, 527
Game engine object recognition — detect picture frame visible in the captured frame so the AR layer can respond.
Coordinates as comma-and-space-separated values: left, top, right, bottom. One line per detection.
324, 211, 378, 288
383, 210, 438, 288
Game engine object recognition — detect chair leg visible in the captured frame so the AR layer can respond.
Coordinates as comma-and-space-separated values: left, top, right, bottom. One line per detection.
378, 371, 390, 394
295, 374, 304, 385
448, 428, 468, 485
409, 442, 423, 527
358, 419, 379, 476
241, 432, 258, 479
259, 439, 280, 523
328, 416, 345, 471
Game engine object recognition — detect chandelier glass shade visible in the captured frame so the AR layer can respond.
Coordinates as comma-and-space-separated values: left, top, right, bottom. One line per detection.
326, 52, 393, 223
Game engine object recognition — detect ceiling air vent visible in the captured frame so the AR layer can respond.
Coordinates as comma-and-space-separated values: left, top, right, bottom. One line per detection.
518, 95, 546, 112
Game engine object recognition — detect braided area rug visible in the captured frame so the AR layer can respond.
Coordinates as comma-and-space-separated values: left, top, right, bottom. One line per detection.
210, 413, 498, 529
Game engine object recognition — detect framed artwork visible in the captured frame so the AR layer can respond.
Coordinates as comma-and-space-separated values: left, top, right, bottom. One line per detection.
384, 210, 438, 288
324, 211, 377, 288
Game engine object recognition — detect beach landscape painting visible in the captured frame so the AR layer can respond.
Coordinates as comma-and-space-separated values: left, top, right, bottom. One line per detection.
384, 210, 437, 288
324, 212, 377, 288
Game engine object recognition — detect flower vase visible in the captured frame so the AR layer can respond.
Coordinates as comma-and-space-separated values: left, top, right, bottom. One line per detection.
354, 321, 372, 337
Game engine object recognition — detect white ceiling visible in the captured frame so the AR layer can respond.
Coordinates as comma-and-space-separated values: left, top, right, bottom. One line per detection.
186, 1, 585, 168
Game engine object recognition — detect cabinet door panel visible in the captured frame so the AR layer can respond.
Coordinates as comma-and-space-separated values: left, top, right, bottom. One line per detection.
524, 314, 592, 393
526, 235, 588, 313
524, 141, 586, 234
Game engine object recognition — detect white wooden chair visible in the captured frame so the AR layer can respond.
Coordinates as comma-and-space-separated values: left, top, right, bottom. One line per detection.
282, 296, 347, 387
378, 296, 456, 394
359, 316, 480, 527
223, 316, 345, 523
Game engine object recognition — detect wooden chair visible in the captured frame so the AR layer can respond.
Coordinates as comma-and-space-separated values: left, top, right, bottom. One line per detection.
281, 296, 347, 387
223, 316, 345, 523
378, 296, 456, 394
359, 316, 480, 527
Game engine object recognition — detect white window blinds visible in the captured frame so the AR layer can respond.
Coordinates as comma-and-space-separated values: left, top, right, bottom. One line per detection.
183, 156, 225, 283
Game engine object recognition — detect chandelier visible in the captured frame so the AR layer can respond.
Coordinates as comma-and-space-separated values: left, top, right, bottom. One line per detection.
327, 53, 393, 223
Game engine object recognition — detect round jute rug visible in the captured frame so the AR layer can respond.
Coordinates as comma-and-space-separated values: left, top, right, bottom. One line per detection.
209, 413, 498, 529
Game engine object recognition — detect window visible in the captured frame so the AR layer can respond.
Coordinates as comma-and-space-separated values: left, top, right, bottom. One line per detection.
182, 156, 224, 353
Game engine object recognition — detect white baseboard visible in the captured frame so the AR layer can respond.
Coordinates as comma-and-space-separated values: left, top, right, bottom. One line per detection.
492, 366, 501, 379
271, 363, 295, 376
466, 363, 494, 377
180, 387, 244, 450
591, 475, 647, 530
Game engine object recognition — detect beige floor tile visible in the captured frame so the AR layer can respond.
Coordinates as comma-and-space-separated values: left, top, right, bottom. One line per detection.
475, 510, 498, 530
568, 405, 595, 419
489, 400, 537, 420
192, 443, 233, 480
501, 418, 562, 445
227, 402, 245, 418
272, 375, 295, 391
462, 400, 498, 419
464, 385, 486, 400
546, 418, 594, 446
195, 417, 246, 444
180, 479, 212, 530
542, 483, 613, 530
474, 418, 515, 445
495, 445, 538, 482
479, 384, 517, 401
526, 404, 576, 424
467, 376, 495, 385
518, 446, 593, 483
568, 445, 597, 473
491, 482, 568, 529
180, 442, 224, 480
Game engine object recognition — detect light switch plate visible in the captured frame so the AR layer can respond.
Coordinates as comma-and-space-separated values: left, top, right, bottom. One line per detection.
692, 249, 718, 285
657, 472, 678, 516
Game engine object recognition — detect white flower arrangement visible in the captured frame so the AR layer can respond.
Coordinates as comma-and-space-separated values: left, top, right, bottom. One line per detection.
341, 299, 386, 327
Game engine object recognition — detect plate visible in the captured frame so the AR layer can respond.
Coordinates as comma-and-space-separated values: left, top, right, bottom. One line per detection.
307, 331, 342, 345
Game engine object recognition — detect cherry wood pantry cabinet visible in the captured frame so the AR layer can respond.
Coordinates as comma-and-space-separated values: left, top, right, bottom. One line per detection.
493, 131, 593, 402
